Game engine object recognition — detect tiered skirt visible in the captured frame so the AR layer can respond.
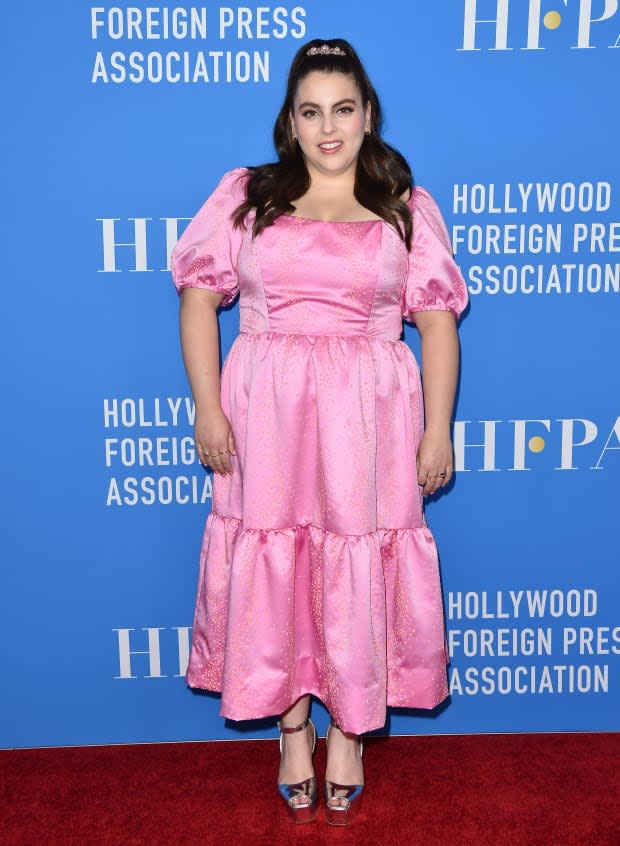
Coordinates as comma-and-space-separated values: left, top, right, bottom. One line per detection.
185, 331, 450, 733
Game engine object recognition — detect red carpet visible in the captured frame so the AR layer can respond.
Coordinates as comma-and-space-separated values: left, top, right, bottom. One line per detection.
2, 732, 618, 846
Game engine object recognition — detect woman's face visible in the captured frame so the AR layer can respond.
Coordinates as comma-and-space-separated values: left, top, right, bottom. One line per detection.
290, 71, 371, 178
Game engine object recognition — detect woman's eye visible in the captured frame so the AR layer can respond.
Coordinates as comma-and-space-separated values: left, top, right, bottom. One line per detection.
300, 106, 354, 118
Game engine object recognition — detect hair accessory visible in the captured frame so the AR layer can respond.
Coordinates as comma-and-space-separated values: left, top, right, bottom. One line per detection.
306, 44, 346, 56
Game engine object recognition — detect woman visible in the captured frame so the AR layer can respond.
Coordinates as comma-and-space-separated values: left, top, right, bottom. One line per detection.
170, 37, 469, 826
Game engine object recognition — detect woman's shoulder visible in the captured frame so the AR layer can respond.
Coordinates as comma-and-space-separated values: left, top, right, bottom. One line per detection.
217, 165, 252, 192
404, 184, 436, 206
400, 184, 438, 209
406, 184, 454, 253
406, 185, 449, 225
203, 167, 252, 211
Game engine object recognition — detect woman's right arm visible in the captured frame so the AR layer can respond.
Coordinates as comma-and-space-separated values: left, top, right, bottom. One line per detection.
171, 170, 249, 475
178, 287, 236, 475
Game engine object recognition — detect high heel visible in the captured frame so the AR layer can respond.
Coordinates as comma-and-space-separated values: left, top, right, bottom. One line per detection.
277, 716, 319, 823
324, 718, 364, 826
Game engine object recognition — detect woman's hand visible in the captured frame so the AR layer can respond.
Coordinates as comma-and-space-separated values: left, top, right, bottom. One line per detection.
416, 427, 454, 496
195, 407, 237, 476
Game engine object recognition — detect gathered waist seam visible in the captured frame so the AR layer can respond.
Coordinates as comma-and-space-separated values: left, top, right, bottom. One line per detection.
238, 330, 403, 342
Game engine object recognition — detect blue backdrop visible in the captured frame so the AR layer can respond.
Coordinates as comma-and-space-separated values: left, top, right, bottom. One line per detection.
2, 1, 618, 748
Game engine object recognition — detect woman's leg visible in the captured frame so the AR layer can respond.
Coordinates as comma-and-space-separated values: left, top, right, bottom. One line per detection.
278, 694, 314, 788
325, 720, 364, 786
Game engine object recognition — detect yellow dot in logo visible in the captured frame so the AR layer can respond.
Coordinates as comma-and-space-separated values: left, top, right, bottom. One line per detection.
543, 11, 562, 30
529, 436, 546, 453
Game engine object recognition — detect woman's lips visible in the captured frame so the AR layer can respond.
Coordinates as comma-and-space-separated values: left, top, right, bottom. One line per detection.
318, 140, 343, 154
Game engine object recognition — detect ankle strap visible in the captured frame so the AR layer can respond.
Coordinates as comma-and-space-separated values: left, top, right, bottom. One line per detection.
278, 715, 310, 734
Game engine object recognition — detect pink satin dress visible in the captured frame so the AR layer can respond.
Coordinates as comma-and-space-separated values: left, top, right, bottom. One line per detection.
171, 166, 469, 734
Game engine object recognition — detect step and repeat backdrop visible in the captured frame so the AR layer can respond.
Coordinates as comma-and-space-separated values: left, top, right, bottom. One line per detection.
2, 1, 618, 747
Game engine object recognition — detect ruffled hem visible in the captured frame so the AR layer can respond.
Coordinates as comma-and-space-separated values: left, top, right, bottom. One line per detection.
185, 512, 450, 734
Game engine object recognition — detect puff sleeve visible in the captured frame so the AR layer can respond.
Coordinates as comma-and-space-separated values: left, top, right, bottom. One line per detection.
170, 167, 248, 305
401, 185, 469, 323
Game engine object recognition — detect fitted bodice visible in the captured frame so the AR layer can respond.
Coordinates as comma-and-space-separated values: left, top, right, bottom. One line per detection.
236, 213, 408, 340
170, 167, 469, 337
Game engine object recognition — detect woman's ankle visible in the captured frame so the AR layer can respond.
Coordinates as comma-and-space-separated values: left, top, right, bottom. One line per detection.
279, 696, 311, 730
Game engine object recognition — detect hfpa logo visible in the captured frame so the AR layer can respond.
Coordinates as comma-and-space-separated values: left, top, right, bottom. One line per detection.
113, 627, 190, 679
453, 417, 619, 471
460, 0, 620, 51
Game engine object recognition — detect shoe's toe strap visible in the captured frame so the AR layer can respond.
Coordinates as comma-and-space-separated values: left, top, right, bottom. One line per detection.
325, 781, 364, 809
278, 777, 317, 807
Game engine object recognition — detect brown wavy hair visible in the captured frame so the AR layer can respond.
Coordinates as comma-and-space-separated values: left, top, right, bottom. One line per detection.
232, 37, 414, 249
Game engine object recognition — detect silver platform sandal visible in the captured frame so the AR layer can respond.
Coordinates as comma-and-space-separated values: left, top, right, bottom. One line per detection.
324, 718, 365, 826
277, 715, 319, 823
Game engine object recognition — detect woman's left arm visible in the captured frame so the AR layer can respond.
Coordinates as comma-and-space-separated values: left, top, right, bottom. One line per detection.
414, 310, 460, 496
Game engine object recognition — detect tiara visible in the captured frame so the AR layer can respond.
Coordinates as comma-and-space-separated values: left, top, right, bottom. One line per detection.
306, 44, 347, 56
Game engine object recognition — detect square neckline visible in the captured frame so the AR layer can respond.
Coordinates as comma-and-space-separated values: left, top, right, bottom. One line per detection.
282, 213, 382, 224
282, 188, 414, 224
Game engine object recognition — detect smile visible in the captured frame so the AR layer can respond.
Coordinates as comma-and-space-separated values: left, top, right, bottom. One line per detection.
318, 141, 343, 153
